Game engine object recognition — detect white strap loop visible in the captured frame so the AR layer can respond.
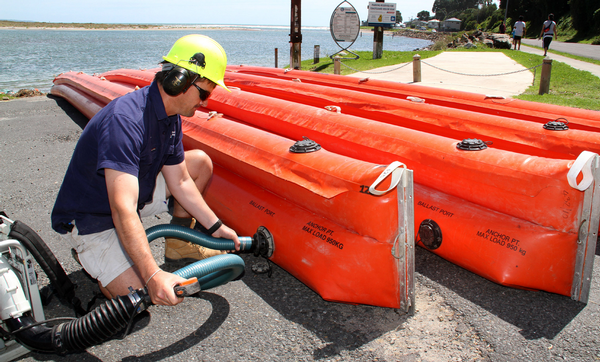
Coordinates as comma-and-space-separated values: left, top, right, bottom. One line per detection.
325, 105, 341, 113
406, 96, 424, 103
206, 111, 222, 121
369, 161, 406, 196
567, 151, 597, 191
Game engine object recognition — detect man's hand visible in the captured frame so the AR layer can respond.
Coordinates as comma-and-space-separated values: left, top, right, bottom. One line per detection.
146, 270, 188, 306
212, 224, 241, 251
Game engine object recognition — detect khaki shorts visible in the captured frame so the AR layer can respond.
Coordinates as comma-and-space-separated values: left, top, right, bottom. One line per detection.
63, 173, 169, 287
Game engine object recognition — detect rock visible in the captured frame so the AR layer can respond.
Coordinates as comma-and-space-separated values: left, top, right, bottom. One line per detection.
387, 28, 448, 43
15, 89, 45, 98
483, 39, 494, 48
490, 33, 512, 49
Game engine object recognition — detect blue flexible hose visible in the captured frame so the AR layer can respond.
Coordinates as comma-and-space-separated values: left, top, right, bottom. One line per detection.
145, 224, 252, 291
173, 254, 245, 291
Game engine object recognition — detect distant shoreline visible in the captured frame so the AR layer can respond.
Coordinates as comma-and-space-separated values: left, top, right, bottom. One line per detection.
0, 20, 317, 31
1, 26, 263, 31
0, 20, 445, 42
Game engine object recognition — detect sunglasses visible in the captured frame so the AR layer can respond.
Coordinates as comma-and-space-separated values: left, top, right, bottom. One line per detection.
192, 83, 212, 102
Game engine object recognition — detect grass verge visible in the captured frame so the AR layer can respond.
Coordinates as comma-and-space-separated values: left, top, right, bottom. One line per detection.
503, 50, 600, 111
300, 50, 442, 75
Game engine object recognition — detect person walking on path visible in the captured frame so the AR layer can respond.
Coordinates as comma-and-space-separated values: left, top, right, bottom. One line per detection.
499, 21, 506, 34
513, 16, 527, 50
51, 34, 240, 306
539, 13, 557, 56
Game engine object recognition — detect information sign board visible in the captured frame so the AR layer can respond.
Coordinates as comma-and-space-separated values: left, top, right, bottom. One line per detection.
329, 1, 361, 59
330, 4, 360, 43
367, 2, 397, 27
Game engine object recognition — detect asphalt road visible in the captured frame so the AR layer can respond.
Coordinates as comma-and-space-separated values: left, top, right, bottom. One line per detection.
520, 39, 600, 61
1, 96, 599, 361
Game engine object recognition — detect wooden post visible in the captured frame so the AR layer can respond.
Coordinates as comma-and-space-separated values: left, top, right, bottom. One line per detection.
334, 56, 341, 75
314, 45, 320, 64
290, 0, 302, 70
372, 0, 385, 59
373, 26, 384, 59
275, 48, 278, 68
413, 54, 421, 83
539, 58, 552, 95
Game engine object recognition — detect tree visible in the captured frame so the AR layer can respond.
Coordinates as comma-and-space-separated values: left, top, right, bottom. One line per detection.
395, 10, 403, 24
433, 0, 479, 19
417, 10, 431, 21
570, 0, 600, 34
434, 8, 447, 20
500, 0, 568, 29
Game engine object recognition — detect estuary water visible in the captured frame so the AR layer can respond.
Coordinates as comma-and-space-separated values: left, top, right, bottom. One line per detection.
0, 26, 431, 93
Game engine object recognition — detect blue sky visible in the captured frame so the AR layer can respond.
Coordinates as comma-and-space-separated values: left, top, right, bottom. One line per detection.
3, 0, 441, 27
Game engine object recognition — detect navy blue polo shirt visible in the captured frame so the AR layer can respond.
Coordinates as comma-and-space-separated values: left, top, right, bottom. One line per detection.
52, 81, 185, 235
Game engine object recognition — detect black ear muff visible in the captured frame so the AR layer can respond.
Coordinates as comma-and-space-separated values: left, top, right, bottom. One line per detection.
163, 66, 192, 96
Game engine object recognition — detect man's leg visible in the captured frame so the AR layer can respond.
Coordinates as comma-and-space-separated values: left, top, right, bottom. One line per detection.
102, 267, 144, 298
164, 149, 225, 263
67, 227, 143, 299
169, 149, 213, 217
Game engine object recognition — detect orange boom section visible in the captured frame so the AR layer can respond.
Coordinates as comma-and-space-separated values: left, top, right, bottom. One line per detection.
181, 112, 405, 242
199, 87, 599, 301
220, 71, 600, 159
205, 164, 410, 308
182, 113, 414, 309
50, 83, 104, 120
227, 65, 600, 131
204, 87, 583, 232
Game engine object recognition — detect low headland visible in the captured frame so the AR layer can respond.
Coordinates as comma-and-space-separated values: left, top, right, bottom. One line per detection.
0, 20, 278, 31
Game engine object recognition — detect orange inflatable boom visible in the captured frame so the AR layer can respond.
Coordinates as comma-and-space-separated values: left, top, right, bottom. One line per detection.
64, 70, 600, 303
50, 71, 417, 311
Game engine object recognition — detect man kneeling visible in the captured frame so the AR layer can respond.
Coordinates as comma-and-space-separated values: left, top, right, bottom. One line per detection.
52, 34, 240, 306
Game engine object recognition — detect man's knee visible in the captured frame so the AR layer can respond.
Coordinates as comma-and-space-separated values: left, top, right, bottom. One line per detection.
184, 149, 213, 180
103, 266, 144, 299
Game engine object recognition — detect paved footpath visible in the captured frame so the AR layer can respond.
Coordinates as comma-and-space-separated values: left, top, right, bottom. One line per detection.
521, 38, 600, 61
347, 52, 533, 97
520, 39, 600, 79
1, 94, 600, 361
348, 40, 600, 95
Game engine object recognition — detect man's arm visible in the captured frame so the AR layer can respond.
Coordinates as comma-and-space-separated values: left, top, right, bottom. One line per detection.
105, 168, 186, 305
161, 162, 240, 250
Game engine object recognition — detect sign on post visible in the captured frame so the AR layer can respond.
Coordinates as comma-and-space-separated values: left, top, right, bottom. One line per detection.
367, 2, 397, 28
329, 1, 361, 60
331, 4, 360, 42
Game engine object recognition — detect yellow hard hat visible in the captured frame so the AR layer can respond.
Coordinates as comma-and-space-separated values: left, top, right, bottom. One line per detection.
163, 34, 229, 91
